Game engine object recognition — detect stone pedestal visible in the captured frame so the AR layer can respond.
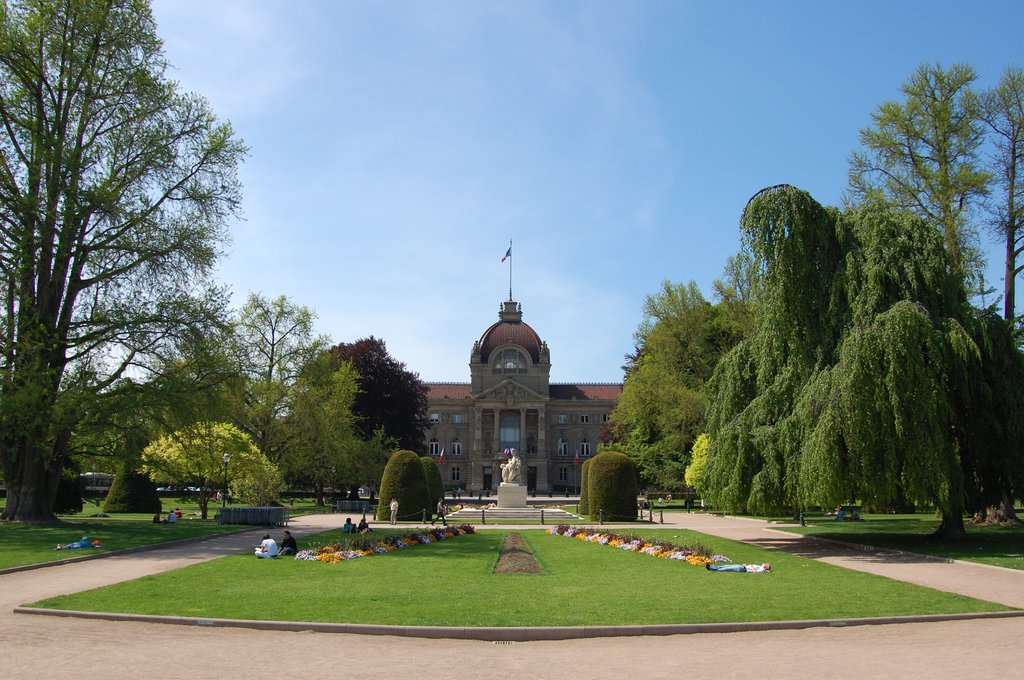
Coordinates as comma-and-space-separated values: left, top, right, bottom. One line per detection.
497, 483, 528, 508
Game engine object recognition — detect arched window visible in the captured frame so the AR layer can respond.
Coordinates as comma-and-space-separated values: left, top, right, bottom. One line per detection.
557, 438, 569, 456
429, 438, 440, 456
492, 349, 527, 373
580, 438, 591, 456
452, 438, 462, 456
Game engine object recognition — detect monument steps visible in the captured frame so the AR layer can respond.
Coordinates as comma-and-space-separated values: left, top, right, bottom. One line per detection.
446, 507, 580, 522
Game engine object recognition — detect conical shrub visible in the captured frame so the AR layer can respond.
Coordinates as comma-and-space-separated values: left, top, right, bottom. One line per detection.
376, 450, 431, 522
587, 450, 638, 522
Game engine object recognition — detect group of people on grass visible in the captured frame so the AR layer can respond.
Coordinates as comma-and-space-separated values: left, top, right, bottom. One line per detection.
341, 517, 372, 534
254, 530, 298, 558
256, 514, 375, 558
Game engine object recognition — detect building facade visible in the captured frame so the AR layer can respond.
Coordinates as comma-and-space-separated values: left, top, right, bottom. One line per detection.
424, 299, 622, 494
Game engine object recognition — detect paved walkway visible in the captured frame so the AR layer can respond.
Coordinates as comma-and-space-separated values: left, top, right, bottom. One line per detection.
3, 512, 1023, 680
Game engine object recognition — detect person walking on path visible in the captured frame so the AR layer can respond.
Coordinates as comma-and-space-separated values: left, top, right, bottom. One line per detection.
432, 499, 447, 526
389, 498, 399, 525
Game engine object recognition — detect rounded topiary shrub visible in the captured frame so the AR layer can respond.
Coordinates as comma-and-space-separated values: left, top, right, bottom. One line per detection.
103, 468, 162, 514
420, 456, 443, 510
577, 458, 592, 515
586, 450, 638, 522
376, 450, 431, 522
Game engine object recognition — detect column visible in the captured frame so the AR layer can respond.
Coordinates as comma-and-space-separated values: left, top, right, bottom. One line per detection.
493, 408, 500, 454
519, 407, 526, 456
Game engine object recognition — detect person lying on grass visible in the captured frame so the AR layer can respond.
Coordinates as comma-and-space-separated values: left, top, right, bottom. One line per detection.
56, 537, 100, 550
706, 562, 771, 573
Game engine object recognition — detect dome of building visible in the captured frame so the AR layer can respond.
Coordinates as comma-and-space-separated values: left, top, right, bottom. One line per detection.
477, 300, 544, 364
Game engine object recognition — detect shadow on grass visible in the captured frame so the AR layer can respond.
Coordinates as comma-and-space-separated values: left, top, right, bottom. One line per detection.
743, 534, 951, 564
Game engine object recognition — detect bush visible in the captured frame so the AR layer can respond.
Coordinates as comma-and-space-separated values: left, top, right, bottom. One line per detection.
578, 458, 592, 515
103, 468, 162, 514
587, 450, 638, 522
420, 456, 443, 509
376, 450, 431, 522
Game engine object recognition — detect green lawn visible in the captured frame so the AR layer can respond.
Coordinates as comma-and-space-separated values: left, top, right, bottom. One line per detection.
0, 519, 244, 570
773, 514, 1024, 570
64, 495, 337, 520
30, 528, 1012, 626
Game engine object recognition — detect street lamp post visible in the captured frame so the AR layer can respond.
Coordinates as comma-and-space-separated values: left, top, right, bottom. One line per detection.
222, 452, 230, 508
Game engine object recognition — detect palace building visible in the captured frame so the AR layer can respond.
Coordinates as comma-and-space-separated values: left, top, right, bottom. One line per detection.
423, 299, 622, 495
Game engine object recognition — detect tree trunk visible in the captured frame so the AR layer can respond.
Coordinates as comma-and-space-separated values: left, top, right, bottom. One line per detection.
1, 442, 61, 522
931, 510, 967, 541
974, 492, 1022, 525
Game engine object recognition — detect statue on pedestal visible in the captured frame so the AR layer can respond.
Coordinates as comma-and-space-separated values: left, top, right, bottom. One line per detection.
500, 449, 523, 485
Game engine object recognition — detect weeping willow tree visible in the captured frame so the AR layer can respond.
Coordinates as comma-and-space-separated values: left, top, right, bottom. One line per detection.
705, 185, 1023, 540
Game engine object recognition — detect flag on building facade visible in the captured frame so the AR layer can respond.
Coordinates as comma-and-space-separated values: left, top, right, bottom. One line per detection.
574, 447, 580, 466
438, 447, 445, 465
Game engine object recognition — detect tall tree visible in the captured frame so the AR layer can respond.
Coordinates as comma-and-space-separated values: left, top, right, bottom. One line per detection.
705, 186, 1016, 540
612, 281, 744, 489
0, 0, 245, 521
849, 62, 990, 281
232, 293, 327, 461
285, 355, 390, 505
141, 421, 273, 520
330, 337, 429, 452
980, 66, 1024, 325
977, 66, 1024, 523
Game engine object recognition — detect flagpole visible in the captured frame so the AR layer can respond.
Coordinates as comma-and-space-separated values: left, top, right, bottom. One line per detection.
508, 239, 513, 300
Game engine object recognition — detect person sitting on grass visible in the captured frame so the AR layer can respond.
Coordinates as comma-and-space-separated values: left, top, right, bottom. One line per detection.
279, 530, 297, 556
706, 562, 771, 573
165, 509, 176, 524
342, 517, 354, 534
356, 518, 371, 534
255, 533, 279, 558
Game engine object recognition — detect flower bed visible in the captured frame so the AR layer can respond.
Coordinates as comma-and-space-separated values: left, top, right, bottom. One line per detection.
548, 524, 730, 566
294, 524, 476, 563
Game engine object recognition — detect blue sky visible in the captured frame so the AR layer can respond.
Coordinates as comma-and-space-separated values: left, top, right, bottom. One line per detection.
151, 1, 1024, 383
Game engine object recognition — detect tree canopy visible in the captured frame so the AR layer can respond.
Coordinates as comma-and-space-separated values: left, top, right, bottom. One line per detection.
141, 421, 273, 519
330, 337, 429, 452
231, 293, 328, 462
849, 62, 990, 282
704, 185, 1023, 540
0, 0, 245, 521
611, 279, 748, 489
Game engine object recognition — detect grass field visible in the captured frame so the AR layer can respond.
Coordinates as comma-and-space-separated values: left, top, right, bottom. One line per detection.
30, 528, 1012, 626
771, 514, 1024, 570
0, 519, 245, 570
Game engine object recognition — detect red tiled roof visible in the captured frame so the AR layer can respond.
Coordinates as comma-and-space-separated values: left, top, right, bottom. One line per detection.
426, 382, 622, 401
548, 383, 623, 400
427, 383, 472, 400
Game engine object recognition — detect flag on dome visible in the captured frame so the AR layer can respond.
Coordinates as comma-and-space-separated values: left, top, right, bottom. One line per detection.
501, 246, 511, 262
